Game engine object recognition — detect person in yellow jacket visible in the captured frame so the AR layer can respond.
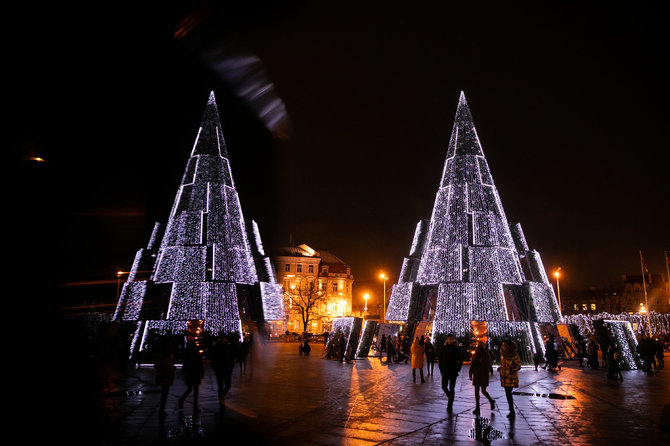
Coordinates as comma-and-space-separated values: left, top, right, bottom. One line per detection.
410, 337, 425, 383
499, 339, 521, 419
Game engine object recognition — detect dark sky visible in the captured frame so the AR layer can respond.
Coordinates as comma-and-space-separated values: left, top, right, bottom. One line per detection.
13, 1, 669, 298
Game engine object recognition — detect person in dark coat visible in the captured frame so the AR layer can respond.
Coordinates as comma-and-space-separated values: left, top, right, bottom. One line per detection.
238, 335, 250, 375
379, 334, 387, 361
438, 333, 463, 412
209, 334, 235, 406
299, 339, 312, 356
469, 341, 495, 415
154, 336, 176, 418
386, 336, 395, 364
656, 338, 665, 368
424, 338, 436, 376
499, 339, 521, 419
544, 334, 558, 371
178, 340, 205, 413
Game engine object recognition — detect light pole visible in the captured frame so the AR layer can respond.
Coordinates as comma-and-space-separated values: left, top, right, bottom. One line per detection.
364, 293, 369, 319
380, 273, 388, 323
553, 268, 561, 314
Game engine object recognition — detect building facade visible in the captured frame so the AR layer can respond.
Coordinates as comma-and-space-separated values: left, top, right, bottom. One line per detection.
273, 244, 354, 334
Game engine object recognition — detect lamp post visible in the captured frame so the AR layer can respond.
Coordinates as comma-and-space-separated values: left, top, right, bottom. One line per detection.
364, 293, 369, 319
379, 273, 388, 323
553, 268, 561, 314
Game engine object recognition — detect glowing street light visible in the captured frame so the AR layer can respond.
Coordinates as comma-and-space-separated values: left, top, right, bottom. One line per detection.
379, 272, 388, 323
364, 293, 369, 319
553, 268, 561, 313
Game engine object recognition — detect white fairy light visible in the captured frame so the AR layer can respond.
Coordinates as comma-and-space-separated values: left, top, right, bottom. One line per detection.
385, 92, 561, 364
113, 92, 283, 353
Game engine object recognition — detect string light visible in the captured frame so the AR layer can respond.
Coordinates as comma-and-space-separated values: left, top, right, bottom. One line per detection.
114, 92, 283, 350
386, 92, 560, 364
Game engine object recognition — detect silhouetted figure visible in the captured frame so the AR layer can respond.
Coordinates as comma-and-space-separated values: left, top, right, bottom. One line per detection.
410, 337, 425, 383
587, 336, 599, 369
239, 335, 250, 375
339, 334, 347, 362
209, 334, 235, 406
154, 336, 176, 418
424, 338, 436, 376
379, 334, 387, 361
577, 339, 588, 367
656, 338, 665, 368
607, 344, 623, 381
469, 341, 495, 416
299, 339, 311, 356
544, 334, 559, 371
499, 339, 521, 419
439, 333, 462, 412
178, 340, 204, 413
386, 336, 395, 364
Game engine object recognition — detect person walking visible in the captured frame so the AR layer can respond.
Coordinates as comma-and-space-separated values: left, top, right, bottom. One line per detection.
410, 337, 426, 383
439, 333, 463, 412
379, 334, 387, 361
386, 336, 395, 364
424, 338, 436, 376
587, 336, 599, 369
238, 334, 250, 375
469, 341, 495, 416
209, 333, 235, 407
544, 334, 558, 371
178, 340, 205, 413
499, 339, 521, 419
154, 335, 176, 418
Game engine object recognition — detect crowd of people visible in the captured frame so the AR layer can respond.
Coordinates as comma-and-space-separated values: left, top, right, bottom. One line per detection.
150, 325, 666, 421
151, 331, 255, 417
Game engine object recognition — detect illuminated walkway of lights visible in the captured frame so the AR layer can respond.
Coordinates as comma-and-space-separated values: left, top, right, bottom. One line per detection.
97, 341, 669, 445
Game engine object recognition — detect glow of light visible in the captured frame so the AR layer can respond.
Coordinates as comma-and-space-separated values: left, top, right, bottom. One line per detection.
384, 91, 560, 365
113, 92, 284, 351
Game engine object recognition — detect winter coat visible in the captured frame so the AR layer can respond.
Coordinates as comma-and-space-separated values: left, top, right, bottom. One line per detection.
154, 337, 176, 386
410, 338, 425, 369
499, 342, 521, 388
438, 340, 463, 378
424, 340, 436, 362
469, 346, 493, 387
182, 343, 205, 386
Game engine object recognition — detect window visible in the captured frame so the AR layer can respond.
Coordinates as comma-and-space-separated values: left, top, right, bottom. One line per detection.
285, 263, 290, 272
573, 304, 578, 311
321, 281, 327, 291
297, 264, 302, 273
332, 283, 338, 293
283, 278, 290, 291
590, 303, 596, 311
308, 264, 314, 273
582, 303, 587, 311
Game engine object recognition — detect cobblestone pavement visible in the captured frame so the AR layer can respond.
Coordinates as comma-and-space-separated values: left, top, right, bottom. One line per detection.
78, 342, 668, 445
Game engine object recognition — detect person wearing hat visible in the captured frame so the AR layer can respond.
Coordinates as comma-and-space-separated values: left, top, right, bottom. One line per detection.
438, 333, 463, 412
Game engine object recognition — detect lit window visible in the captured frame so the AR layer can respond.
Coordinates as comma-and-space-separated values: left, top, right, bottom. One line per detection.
573, 304, 578, 310
285, 264, 290, 272
590, 303, 596, 311
297, 264, 302, 272
582, 303, 587, 311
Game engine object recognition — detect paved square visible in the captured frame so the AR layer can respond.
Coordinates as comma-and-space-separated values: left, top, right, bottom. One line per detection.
94, 341, 668, 445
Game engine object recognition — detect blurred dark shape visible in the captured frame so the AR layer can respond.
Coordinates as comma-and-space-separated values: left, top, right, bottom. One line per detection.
175, 2, 292, 139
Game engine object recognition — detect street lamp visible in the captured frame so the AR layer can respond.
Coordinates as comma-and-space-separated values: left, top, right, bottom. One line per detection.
379, 273, 388, 323
553, 268, 561, 313
364, 293, 369, 319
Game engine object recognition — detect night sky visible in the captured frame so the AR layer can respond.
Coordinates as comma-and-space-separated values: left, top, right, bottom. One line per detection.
13, 2, 669, 301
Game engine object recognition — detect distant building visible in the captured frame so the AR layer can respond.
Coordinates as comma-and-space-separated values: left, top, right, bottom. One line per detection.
273, 244, 354, 334
561, 274, 670, 316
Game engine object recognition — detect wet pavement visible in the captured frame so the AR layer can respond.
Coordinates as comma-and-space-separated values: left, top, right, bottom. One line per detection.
68, 342, 669, 445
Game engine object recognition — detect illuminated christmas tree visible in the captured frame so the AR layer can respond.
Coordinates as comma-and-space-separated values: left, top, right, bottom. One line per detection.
385, 92, 561, 364
113, 92, 283, 351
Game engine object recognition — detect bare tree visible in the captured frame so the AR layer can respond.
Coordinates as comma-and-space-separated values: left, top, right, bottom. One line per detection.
285, 283, 326, 333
